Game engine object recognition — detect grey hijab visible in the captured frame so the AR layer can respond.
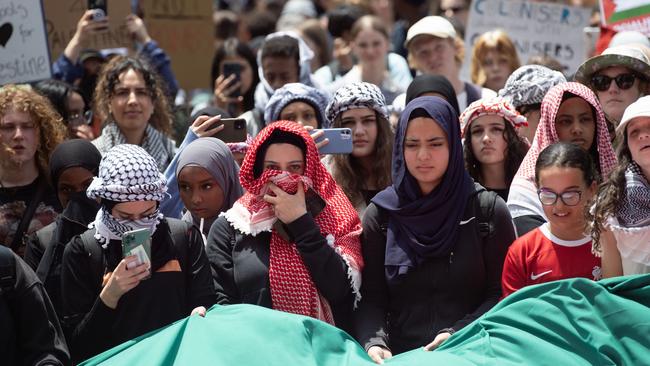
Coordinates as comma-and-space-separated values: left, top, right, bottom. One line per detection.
176, 138, 244, 230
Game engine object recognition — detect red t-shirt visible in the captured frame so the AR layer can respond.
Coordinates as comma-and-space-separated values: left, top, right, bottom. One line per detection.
501, 223, 602, 298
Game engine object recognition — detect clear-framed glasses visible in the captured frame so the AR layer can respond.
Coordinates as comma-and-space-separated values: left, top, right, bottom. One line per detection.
537, 189, 582, 206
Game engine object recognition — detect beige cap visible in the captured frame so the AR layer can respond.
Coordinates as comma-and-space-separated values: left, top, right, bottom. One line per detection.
618, 95, 650, 133
404, 16, 456, 49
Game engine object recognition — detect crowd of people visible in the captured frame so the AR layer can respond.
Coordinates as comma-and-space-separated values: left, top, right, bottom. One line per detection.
1, 0, 649, 365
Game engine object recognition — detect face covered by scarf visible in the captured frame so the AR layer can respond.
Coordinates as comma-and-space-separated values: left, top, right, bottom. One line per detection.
372, 96, 475, 282
86, 144, 168, 247
221, 121, 363, 324
49, 139, 103, 223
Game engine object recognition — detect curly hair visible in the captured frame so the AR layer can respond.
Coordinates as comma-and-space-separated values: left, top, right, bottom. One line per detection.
471, 29, 520, 87
588, 128, 632, 253
93, 56, 172, 136
0, 85, 67, 180
330, 111, 393, 207
463, 118, 528, 187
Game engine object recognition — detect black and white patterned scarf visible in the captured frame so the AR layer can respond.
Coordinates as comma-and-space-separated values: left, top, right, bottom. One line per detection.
617, 162, 650, 228
86, 144, 168, 246
93, 122, 175, 171
325, 82, 388, 123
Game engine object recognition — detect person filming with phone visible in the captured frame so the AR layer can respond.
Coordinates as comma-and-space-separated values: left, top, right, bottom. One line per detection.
61, 144, 216, 363
206, 121, 363, 333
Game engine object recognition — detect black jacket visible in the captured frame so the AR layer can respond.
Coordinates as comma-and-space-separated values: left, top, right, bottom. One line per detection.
0, 246, 69, 366
206, 213, 356, 331
354, 189, 516, 354
61, 218, 216, 363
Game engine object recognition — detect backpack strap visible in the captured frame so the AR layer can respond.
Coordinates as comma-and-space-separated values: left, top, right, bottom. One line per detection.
474, 184, 498, 239
10, 178, 47, 252
34, 223, 58, 282
165, 218, 192, 273
0, 246, 16, 296
78, 230, 105, 286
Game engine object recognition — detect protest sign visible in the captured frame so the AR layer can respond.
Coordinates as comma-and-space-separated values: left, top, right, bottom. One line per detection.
461, 0, 592, 79
142, 0, 213, 90
0, 0, 51, 85
44, 0, 131, 63
600, 0, 650, 36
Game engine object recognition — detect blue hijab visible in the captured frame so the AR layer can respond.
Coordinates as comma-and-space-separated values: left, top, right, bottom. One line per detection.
372, 96, 474, 281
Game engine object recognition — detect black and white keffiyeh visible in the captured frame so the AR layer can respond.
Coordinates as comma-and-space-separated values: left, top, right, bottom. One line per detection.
497, 65, 566, 108
87, 144, 168, 246
92, 122, 175, 171
617, 163, 650, 228
325, 82, 388, 123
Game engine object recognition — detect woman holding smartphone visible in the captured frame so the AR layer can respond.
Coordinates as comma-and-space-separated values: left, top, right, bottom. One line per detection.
61, 144, 216, 363
206, 121, 363, 332
324, 82, 393, 216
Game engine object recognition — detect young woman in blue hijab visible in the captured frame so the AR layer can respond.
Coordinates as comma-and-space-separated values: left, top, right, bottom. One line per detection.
354, 96, 516, 363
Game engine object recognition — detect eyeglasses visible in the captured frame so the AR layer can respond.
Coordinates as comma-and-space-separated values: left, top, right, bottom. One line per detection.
537, 189, 582, 206
591, 73, 637, 92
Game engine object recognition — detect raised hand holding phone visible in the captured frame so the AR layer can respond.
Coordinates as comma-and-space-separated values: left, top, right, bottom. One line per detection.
99, 257, 150, 309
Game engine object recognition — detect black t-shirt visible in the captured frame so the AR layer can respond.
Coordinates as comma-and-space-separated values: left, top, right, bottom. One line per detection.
0, 177, 60, 256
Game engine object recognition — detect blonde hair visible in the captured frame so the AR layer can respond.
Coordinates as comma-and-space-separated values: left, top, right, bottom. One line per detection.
470, 29, 520, 86
0, 85, 67, 179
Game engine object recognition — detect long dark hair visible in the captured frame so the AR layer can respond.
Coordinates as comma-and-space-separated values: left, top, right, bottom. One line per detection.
331, 111, 393, 207
588, 128, 633, 252
33, 79, 86, 124
211, 37, 258, 112
463, 118, 528, 187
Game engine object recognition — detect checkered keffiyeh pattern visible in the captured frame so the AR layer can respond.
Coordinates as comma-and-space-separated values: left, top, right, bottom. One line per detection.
459, 97, 528, 137
87, 144, 168, 202
498, 65, 566, 108
325, 82, 388, 123
515, 82, 616, 182
222, 121, 363, 325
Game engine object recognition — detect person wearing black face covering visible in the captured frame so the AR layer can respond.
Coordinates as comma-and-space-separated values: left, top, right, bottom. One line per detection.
24, 139, 102, 318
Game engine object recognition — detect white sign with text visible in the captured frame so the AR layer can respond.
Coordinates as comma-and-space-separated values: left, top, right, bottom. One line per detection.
461, 0, 592, 81
0, 0, 51, 85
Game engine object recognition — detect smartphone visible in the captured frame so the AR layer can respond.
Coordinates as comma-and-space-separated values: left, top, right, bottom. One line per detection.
88, 0, 107, 19
209, 117, 248, 143
313, 128, 353, 154
222, 62, 242, 98
121, 228, 151, 277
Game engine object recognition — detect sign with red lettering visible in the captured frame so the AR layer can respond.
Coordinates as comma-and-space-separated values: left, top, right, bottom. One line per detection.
0, 0, 51, 85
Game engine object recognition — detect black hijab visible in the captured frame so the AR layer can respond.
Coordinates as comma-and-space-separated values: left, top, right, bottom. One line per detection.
372, 96, 474, 282
405, 75, 460, 116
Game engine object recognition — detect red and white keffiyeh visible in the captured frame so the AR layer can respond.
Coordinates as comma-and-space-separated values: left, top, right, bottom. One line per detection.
459, 97, 528, 138
515, 82, 616, 181
221, 121, 363, 324
508, 82, 617, 219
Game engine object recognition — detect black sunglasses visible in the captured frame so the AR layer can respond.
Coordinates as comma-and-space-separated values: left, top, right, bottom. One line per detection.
591, 73, 637, 92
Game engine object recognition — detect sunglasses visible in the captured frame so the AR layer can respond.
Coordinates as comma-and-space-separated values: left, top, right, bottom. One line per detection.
591, 73, 637, 92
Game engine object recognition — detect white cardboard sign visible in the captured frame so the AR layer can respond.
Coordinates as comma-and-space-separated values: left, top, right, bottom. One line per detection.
461, 0, 592, 80
0, 0, 51, 85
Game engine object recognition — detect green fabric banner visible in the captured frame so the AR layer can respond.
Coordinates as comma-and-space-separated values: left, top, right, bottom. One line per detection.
81, 274, 650, 365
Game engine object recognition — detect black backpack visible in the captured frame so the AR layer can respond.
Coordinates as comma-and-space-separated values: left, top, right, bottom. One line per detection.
473, 183, 499, 240
0, 246, 15, 297
76, 219, 193, 285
